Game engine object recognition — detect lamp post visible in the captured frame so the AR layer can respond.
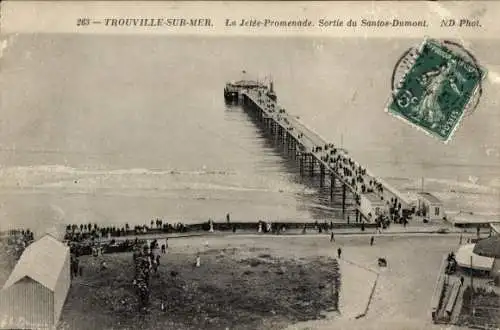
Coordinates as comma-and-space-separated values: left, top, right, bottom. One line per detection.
470, 255, 475, 317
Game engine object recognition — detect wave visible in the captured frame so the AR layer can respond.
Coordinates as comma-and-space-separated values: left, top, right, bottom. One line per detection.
370, 160, 500, 169
2, 166, 497, 195
0, 165, 238, 177
384, 176, 500, 195
382, 176, 500, 216
0, 165, 317, 196
31, 183, 318, 197
1, 166, 497, 210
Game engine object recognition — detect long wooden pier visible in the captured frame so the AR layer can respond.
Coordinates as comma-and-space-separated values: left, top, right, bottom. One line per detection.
224, 81, 413, 223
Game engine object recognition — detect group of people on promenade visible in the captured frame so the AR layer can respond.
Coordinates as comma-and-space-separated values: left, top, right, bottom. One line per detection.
64, 220, 191, 243
61, 217, 376, 245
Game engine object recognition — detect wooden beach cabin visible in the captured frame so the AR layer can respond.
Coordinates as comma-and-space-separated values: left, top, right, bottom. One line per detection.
360, 192, 387, 222
417, 192, 445, 221
0, 234, 70, 329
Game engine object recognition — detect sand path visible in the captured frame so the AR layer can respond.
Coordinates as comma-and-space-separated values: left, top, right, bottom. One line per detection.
165, 234, 467, 329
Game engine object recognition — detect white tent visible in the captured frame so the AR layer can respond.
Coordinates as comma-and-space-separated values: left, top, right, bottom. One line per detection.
455, 243, 494, 272
0, 234, 70, 329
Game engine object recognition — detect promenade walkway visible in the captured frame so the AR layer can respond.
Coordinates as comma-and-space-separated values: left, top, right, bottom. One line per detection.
242, 89, 413, 222
103, 222, 479, 245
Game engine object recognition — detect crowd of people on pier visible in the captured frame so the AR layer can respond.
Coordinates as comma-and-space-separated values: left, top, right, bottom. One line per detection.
255, 89, 403, 217
317, 143, 386, 199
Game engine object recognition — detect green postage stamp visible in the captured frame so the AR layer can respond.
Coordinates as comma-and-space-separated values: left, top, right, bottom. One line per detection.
386, 38, 487, 143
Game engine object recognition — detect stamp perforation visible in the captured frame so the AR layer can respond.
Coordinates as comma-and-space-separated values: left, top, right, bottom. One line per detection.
385, 37, 486, 144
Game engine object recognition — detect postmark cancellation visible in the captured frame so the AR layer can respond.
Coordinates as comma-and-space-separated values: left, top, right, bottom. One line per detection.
387, 38, 487, 143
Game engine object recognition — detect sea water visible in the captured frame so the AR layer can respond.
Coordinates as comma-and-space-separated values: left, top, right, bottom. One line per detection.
1, 35, 499, 234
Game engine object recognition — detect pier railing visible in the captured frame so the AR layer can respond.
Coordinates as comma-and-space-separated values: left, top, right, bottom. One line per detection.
239, 88, 411, 223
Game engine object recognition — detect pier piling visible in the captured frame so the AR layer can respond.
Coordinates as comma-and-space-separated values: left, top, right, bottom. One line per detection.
225, 79, 411, 222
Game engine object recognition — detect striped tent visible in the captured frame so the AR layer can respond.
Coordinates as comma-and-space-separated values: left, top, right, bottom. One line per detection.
473, 236, 500, 282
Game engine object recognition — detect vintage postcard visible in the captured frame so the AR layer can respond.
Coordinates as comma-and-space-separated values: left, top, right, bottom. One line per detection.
0, 1, 499, 330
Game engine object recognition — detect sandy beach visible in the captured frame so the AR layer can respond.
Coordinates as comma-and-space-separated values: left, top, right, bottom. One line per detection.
1, 35, 500, 231
0, 33, 499, 330
55, 234, 467, 329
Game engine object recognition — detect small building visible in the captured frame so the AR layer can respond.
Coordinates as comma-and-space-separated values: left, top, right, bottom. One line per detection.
417, 192, 445, 221
0, 234, 70, 329
451, 212, 499, 228
360, 192, 387, 222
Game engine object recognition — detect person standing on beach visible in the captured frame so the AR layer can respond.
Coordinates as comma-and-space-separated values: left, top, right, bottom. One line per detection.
370, 236, 374, 246
152, 259, 158, 274
337, 247, 342, 259
330, 232, 335, 242
165, 238, 169, 253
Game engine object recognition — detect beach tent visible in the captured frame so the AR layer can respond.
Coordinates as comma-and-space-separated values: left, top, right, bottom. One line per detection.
473, 236, 500, 281
473, 235, 500, 259
0, 234, 70, 329
455, 243, 494, 272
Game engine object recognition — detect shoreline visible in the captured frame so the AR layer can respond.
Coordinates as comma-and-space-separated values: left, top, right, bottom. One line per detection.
3, 217, 497, 242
